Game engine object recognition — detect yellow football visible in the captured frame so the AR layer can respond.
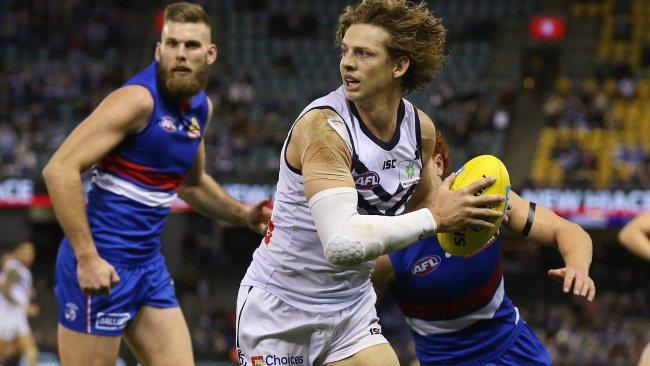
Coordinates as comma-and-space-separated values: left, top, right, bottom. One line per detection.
437, 155, 511, 257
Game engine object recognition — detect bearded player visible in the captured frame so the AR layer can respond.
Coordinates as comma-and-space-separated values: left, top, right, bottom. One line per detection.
43, 3, 270, 365
372, 131, 596, 365
236, 1, 506, 365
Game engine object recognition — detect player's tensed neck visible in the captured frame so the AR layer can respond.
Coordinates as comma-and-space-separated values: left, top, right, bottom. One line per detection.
353, 89, 403, 139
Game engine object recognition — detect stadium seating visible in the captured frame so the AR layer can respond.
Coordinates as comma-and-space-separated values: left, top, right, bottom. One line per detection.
530, 0, 649, 188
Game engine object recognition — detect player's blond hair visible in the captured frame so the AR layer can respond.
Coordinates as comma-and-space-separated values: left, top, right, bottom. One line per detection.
336, 0, 447, 94
164, 2, 211, 28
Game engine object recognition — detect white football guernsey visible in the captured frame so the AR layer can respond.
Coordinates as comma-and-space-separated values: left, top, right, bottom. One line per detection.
241, 86, 424, 312
0, 258, 32, 310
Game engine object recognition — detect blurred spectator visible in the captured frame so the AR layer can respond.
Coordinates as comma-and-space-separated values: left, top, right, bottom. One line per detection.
268, 11, 319, 38
427, 84, 512, 166
612, 15, 632, 40
618, 77, 636, 99
226, 74, 255, 110
642, 45, 650, 67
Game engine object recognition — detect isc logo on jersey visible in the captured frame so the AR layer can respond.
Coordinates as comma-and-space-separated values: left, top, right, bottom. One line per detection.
251, 354, 304, 366
355, 171, 380, 190
411, 255, 441, 276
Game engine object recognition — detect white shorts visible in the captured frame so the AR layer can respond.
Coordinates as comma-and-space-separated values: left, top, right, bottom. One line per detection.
235, 286, 388, 366
0, 311, 30, 341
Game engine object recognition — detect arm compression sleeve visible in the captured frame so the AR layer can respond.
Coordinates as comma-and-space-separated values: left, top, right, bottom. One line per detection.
309, 187, 437, 266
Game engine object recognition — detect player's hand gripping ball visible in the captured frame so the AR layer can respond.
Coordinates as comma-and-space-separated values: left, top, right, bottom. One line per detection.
437, 155, 510, 256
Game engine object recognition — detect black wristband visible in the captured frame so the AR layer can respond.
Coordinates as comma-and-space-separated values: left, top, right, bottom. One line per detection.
522, 202, 536, 237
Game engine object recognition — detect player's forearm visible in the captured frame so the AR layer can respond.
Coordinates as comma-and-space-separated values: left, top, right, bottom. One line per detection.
1, 290, 18, 304
556, 224, 593, 272
179, 173, 248, 226
0, 285, 13, 302
43, 163, 98, 260
310, 187, 437, 265
618, 229, 650, 261
1, 274, 20, 304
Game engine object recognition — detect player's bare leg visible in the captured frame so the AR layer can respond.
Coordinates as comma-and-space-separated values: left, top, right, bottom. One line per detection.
325, 344, 399, 366
58, 325, 121, 366
0, 339, 17, 361
15, 333, 38, 366
123, 306, 193, 366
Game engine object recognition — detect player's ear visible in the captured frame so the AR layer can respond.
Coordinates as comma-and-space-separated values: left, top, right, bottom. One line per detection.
433, 154, 444, 178
393, 55, 410, 79
155, 42, 161, 62
207, 43, 218, 65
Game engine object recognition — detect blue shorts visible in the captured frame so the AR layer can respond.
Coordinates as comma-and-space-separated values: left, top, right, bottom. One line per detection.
54, 242, 179, 336
485, 321, 551, 366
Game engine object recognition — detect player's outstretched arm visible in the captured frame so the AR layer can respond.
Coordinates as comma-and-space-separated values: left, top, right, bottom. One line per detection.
507, 191, 595, 301
618, 212, 650, 261
43, 86, 150, 294
178, 99, 271, 234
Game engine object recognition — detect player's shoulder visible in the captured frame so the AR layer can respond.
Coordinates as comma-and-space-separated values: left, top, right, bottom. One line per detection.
108, 85, 155, 116
92, 85, 154, 133
206, 96, 214, 119
293, 108, 343, 137
415, 108, 436, 159
416, 109, 436, 138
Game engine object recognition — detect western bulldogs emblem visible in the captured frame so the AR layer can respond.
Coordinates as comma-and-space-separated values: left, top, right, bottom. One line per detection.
64, 302, 78, 322
186, 116, 201, 139
355, 171, 380, 190
411, 255, 441, 276
158, 116, 177, 132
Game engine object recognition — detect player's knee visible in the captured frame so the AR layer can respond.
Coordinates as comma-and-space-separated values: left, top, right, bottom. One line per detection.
24, 346, 38, 360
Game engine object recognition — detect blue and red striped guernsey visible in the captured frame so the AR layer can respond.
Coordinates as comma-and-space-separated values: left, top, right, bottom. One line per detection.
70, 61, 209, 265
389, 237, 523, 365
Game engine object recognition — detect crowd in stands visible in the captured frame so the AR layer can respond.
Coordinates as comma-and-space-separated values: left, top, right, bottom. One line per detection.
534, 71, 650, 189
0, 0, 514, 186
429, 83, 513, 169
531, 0, 650, 188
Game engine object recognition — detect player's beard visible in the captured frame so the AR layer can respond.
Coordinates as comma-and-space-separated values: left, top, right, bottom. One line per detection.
157, 61, 210, 101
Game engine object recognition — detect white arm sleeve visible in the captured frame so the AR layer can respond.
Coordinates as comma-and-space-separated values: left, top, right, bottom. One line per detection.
308, 187, 437, 266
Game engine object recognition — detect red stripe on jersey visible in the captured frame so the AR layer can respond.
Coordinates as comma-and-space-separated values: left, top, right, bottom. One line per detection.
397, 262, 503, 321
97, 154, 185, 191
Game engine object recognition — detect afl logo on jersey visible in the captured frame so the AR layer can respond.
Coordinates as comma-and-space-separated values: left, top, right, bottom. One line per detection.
411, 255, 441, 276
158, 116, 177, 132
355, 171, 380, 190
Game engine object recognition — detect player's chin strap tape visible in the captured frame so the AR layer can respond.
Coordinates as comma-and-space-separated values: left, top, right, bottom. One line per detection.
309, 187, 437, 266
522, 202, 536, 237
